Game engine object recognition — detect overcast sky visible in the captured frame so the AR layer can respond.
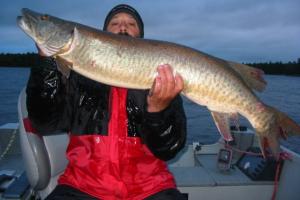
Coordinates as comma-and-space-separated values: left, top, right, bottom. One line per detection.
1, 0, 299, 63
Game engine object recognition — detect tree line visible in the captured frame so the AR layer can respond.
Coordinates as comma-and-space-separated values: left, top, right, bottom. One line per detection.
0, 52, 300, 76
0, 52, 39, 68
246, 59, 300, 76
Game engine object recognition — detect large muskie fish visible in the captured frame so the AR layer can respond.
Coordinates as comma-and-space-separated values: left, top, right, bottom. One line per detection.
17, 8, 300, 158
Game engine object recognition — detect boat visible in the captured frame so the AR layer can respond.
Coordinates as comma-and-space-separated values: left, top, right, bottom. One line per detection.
0, 88, 299, 200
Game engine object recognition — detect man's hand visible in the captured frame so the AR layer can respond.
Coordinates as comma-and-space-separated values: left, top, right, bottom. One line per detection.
147, 64, 184, 113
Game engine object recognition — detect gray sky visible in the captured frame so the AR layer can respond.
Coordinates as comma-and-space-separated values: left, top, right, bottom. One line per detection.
1, 0, 299, 63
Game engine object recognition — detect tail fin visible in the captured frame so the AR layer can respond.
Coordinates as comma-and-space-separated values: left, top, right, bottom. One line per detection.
255, 106, 300, 159
276, 109, 300, 136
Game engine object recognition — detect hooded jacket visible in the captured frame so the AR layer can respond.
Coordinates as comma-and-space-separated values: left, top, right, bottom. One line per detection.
26, 56, 187, 199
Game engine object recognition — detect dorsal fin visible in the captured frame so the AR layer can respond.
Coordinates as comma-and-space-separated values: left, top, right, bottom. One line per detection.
227, 61, 267, 92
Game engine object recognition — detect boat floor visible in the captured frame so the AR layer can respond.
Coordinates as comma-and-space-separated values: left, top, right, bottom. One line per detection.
170, 154, 273, 187
166, 144, 276, 200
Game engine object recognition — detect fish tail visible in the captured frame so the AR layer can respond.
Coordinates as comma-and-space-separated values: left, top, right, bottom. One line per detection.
254, 106, 300, 159
277, 109, 300, 135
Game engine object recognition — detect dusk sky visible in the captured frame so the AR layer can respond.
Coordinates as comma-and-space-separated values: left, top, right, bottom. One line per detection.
1, 0, 299, 63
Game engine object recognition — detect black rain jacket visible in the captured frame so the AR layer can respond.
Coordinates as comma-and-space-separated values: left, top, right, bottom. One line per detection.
26, 56, 187, 160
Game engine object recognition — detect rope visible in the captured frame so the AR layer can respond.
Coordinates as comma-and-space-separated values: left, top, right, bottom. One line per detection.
221, 141, 263, 156
271, 152, 292, 200
0, 128, 18, 161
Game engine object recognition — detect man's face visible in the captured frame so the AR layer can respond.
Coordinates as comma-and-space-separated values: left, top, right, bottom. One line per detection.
106, 12, 140, 38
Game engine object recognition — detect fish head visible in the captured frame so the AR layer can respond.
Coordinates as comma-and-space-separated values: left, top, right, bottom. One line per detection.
17, 8, 74, 56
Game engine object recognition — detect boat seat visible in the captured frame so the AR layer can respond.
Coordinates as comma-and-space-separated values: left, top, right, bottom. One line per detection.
17, 88, 69, 199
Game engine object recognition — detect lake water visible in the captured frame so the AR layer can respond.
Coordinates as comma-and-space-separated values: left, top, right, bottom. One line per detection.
0, 67, 300, 153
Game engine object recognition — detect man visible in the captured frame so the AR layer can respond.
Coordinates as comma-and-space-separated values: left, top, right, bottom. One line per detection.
26, 4, 187, 200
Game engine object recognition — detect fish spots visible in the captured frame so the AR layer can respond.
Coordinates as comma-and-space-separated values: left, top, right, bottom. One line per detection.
91, 60, 96, 68
117, 50, 122, 58
116, 46, 124, 58
256, 102, 266, 112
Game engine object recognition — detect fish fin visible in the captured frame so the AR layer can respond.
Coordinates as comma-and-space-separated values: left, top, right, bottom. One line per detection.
55, 56, 72, 78
255, 106, 300, 159
258, 136, 268, 159
267, 135, 281, 160
227, 61, 267, 92
275, 108, 300, 137
210, 111, 234, 141
231, 113, 240, 131
258, 136, 280, 160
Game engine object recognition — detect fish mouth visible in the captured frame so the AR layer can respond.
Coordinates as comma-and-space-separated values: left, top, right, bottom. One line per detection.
17, 14, 31, 37
20, 8, 41, 21
17, 8, 44, 45
17, 8, 41, 32
16, 15, 24, 28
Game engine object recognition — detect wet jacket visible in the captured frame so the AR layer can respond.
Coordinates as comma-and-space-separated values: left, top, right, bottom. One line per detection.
26, 56, 187, 199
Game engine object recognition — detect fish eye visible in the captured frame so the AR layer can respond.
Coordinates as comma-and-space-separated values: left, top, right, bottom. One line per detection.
41, 15, 49, 20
